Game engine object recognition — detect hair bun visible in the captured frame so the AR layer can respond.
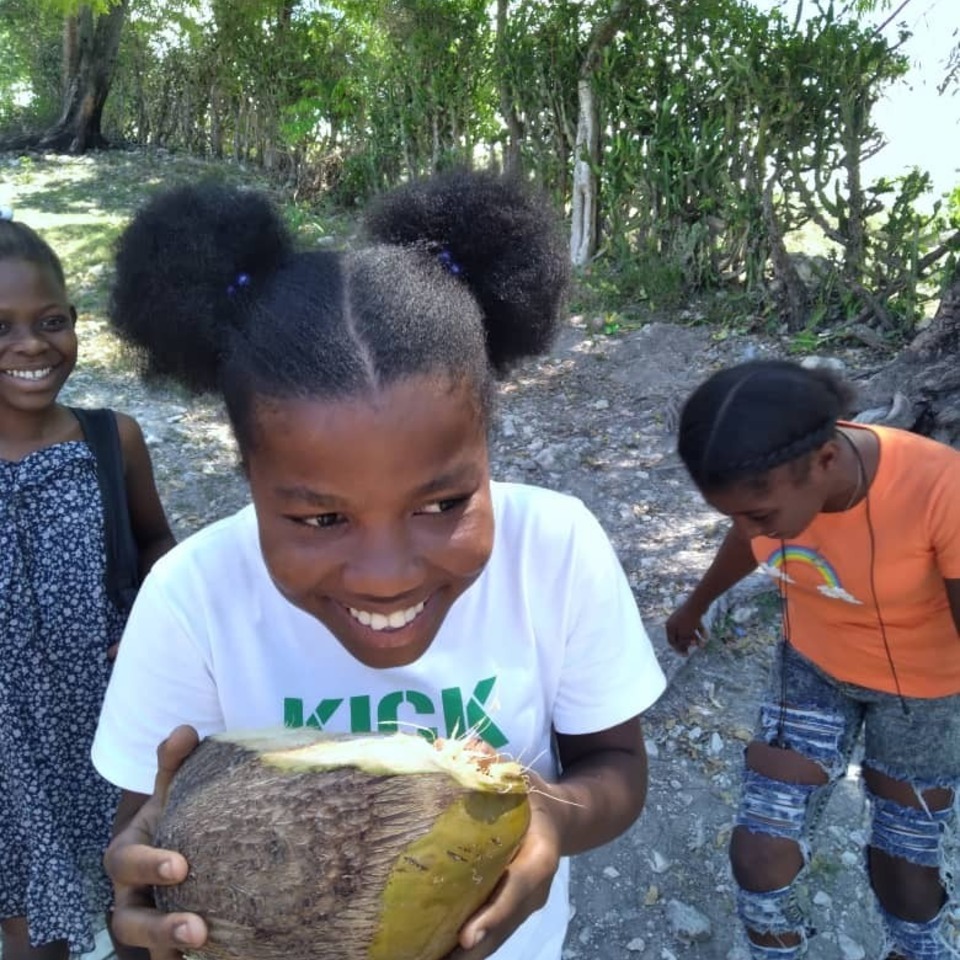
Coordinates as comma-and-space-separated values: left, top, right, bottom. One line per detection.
110, 182, 294, 392
364, 169, 569, 375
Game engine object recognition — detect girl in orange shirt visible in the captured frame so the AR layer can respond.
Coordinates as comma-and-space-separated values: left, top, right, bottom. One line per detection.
667, 359, 960, 960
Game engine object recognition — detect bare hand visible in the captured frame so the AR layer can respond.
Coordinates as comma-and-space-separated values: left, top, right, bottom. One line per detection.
104, 726, 207, 960
665, 600, 708, 655
446, 775, 562, 959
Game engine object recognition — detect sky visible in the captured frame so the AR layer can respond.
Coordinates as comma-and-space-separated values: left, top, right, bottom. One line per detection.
752, 0, 960, 206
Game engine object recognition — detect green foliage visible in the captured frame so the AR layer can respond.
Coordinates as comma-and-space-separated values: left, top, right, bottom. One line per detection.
1, 0, 953, 349
0, 0, 64, 131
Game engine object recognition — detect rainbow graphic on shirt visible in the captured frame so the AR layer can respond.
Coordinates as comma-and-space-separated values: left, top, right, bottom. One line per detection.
761, 545, 863, 605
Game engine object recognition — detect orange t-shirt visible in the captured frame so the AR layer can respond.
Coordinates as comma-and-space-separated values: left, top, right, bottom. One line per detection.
751, 424, 960, 698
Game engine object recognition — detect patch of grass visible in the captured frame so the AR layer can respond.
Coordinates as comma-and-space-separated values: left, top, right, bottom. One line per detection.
573, 251, 688, 316
1, 149, 349, 375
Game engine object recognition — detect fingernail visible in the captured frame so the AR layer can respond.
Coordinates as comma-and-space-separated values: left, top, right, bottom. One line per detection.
472, 930, 486, 948
173, 923, 192, 944
158, 858, 177, 880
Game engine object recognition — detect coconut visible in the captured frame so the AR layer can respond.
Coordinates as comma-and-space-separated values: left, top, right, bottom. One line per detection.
153, 728, 530, 960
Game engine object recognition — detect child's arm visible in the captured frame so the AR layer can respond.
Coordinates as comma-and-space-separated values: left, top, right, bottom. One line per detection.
450, 718, 647, 958
666, 525, 758, 654
117, 413, 177, 574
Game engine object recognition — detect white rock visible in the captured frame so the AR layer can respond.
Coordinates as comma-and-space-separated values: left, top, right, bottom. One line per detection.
603, 866, 620, 879
800, 355, 845, 372
687, 817, 706, 852
709, 732, 724, 755
813, 890, 833, 907
593, 398, 610, 410
500, 416, 517, 438
841, 851, 859, 867
645, 738, 659, 759
665, 899, 712, 943
626, 938, 646, 952
648, 851, 670, 874
837, 933, 866, 959
730, 604, 757, 624
533, 446, 559, 470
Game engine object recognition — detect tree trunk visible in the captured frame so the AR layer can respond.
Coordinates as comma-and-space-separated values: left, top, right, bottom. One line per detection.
40, 1, 129, 153
495, 0, 524, 176
853, 267, 960, 446
570, 77, 600, 267
906, 273, 960, 360
840, 97, 868, 281
569, 0, 641, 265
762, 171, 811, 331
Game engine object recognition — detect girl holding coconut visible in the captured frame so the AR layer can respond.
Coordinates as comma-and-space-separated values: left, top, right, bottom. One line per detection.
93, 170, 667, 960
666, 359, 960, 960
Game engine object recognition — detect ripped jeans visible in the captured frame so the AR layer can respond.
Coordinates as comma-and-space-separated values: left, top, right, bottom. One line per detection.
735, 642, 960, 959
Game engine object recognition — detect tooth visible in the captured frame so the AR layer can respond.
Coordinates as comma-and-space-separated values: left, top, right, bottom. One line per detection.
387, 610, 407, 629
369, 613, 390, 631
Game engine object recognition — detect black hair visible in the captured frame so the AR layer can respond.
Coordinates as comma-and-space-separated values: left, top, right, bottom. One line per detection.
677, 359, 856, 492
110, 170, 569, 451
0, 218, 67, 289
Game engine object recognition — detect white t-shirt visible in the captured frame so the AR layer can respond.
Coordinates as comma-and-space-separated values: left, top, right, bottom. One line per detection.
94, 481, 665, 960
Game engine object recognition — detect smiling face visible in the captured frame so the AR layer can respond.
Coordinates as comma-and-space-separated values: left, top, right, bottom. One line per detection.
245, 374, 495, 669
0, 258, 77, 414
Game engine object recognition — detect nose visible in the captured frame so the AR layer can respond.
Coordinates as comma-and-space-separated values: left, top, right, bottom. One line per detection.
342, 524, 423, 599
8, 325, 47, 354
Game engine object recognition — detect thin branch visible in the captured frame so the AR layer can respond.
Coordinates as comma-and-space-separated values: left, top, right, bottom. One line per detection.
870, 0, 917, 37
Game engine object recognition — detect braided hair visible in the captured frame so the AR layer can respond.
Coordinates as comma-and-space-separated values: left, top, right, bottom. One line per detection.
678, 360, 855, 492
109, 170, 569, 453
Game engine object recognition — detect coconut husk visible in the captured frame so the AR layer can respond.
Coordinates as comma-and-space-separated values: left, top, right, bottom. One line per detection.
154, 729, 530, 960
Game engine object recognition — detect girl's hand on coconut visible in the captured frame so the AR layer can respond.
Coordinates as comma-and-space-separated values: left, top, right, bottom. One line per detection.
104, 726, 208, 960
447, 773, 561, 959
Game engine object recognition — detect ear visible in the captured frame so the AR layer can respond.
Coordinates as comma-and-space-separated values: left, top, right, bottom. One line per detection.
812, 438, 841, 475
69, 305, 77, 325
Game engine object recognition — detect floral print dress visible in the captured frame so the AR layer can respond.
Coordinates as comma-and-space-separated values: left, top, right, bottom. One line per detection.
0, 441, 124, 954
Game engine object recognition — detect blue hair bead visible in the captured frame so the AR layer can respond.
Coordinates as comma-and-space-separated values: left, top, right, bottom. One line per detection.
436, 248, 464, 278
227, 272, 252, 297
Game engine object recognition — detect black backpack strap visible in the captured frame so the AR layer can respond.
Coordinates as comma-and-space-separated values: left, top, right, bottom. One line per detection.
71, 407, 140, 614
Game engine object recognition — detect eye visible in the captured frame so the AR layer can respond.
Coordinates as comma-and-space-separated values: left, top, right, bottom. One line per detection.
40, 314, 71, 331
416, 496, 469, 516
300, 513, 345, 529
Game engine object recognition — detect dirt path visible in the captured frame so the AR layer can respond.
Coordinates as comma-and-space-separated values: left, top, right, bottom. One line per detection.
60, 313, 919, 959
